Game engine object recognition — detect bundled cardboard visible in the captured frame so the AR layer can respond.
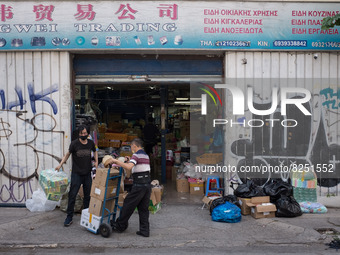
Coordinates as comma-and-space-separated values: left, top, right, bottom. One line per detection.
176, 179, 189, 193
245, 196, 277, 219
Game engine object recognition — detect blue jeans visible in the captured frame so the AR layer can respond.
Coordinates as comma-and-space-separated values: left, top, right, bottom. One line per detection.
66, 172, 92, 218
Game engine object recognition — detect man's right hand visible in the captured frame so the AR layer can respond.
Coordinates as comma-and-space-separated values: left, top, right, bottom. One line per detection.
55, 165, 62, 172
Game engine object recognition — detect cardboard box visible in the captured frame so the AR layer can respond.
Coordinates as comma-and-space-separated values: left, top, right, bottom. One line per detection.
176, 179, 189, 193
202, 195, 222, 210
94, 168, 120, 187
250, 203, 277, 219
245, 196, 276, 219
88, 196, 115, 217
80, 208, 102, 234
120, 151, 133, 157
93, 168, 124, 193
238, 197, 251, 215
118, 191, 128, 208
189, 182, 205, 196
172, 166, 178, 181
149, 201, 161, 214
90, 183, 118, 201
248, 196, 270, 204
150, 187, 162, 206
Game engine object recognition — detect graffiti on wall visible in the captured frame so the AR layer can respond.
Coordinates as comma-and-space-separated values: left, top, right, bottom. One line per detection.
229, 87, 340, 191
0, 82, 65, 203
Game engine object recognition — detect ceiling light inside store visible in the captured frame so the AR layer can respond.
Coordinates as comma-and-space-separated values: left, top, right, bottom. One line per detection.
174, 101, 201, 105
176, 98, 200, 101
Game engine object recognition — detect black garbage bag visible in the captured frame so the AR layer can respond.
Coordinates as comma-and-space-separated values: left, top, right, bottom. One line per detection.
275, 195, 302, 217
223, 195, 240, 208
209, 195, 240, 215
264, 179, 293, 203
234, 179, 266, 198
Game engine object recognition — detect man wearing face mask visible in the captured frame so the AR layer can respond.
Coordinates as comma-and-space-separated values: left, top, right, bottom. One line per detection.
55, 125, 98, 227
105, 138, 151, 237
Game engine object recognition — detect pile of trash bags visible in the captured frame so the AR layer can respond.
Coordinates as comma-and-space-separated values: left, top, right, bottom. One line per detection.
234, 179, 302, 217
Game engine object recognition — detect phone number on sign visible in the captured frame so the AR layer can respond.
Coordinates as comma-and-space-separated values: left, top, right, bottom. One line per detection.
290, 164, 334, 173
273, 40, 307, 47
311, 42, 340, 48
215, 40, 251, 47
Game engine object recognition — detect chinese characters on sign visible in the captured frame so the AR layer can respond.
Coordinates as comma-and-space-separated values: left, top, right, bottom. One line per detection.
0, 2, 339, 50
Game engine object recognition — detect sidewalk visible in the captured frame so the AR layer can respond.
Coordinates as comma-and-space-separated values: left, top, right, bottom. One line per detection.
0, 181, 339, 253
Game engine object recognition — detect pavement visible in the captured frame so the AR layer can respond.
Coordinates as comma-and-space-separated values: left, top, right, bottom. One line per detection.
0, 181, 340, 254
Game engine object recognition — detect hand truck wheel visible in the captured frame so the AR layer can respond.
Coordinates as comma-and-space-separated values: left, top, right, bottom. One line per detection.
99, 222, 112, 238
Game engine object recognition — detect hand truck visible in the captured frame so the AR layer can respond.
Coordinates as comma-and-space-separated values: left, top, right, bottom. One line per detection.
98, 166, 123, 238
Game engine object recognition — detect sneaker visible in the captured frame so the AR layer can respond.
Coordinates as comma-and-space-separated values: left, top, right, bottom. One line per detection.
136, 231, 149, 237
64, 217, 73, 227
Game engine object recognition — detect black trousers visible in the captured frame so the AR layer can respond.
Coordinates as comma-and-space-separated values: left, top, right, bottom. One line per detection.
67, 172, 92, 218
116, 184, 152, 235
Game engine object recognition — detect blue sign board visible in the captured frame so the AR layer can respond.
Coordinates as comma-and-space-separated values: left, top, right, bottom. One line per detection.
0, 2, 339, 50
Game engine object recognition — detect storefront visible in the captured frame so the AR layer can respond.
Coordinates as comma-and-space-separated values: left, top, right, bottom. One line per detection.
0, 1, 339, 205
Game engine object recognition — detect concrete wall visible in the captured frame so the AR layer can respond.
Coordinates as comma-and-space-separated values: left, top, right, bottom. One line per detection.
223, 51, 340, 198
0, 51, 72, 204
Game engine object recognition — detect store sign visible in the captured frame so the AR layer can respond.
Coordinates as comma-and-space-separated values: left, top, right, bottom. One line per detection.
0, 2, 339, 50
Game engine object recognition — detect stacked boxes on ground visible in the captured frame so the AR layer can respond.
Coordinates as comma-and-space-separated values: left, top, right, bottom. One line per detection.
238, 196, 277, 219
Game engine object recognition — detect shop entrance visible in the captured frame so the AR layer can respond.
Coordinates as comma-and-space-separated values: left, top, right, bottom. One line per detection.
73, 54, 223, 185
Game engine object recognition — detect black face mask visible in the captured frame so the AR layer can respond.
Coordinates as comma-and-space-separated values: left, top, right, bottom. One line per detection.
80, 135, 87, 141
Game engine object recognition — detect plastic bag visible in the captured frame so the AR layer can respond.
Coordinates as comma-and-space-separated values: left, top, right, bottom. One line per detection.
26, 188, 58, 212
59, 193, 83, 213
211, 202, 242, 223
209, 195, 240, 215
299, 202, 327, 214
275, 195, 302, 217
264, 179, 293, 203
39, 169, 69, 201
234, 179, 266, 198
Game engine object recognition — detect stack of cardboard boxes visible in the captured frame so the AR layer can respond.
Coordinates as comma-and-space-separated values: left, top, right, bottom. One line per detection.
238, 196, 277, 219
176, 178, 206, 196
88, 168, 120, 216
81, 168, 127, 233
